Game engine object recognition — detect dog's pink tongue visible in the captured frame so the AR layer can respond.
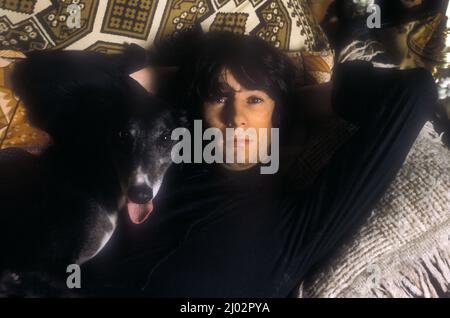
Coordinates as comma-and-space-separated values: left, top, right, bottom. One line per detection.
127, 200, 153, 224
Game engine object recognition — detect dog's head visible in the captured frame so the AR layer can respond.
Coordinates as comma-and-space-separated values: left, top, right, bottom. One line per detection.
111, 94, 184, 224
12, 52, 185, 225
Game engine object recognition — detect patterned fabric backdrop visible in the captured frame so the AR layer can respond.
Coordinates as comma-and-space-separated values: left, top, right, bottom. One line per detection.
0, 0, 333, 151
0, 0, 330, 53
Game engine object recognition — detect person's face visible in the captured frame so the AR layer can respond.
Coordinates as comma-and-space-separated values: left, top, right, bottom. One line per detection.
202, 69, 276, 171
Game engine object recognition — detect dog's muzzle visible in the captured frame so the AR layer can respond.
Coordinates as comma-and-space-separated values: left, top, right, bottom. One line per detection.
128, 185, 153, 204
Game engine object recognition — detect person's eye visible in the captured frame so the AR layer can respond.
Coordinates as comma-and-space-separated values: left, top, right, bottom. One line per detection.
215, 96, 227, 104
207, 96, 227, 105
247, 96, 263, 104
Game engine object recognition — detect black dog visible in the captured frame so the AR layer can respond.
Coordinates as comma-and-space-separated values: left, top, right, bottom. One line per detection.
0, 49, 182, 295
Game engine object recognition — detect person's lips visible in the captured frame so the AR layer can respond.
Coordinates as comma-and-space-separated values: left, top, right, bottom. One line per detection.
225, 138, 254, 148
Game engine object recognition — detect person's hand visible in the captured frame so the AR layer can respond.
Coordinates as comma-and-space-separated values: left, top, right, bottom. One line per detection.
129, 66, 178, 96
129, 66, 157, 94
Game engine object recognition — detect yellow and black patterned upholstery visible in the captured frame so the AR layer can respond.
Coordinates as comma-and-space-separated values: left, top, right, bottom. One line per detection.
0, 0, 329, 52
0, 0, 333, 151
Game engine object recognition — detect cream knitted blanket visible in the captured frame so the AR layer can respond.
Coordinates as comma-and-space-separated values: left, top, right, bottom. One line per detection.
299, 121, 450, 298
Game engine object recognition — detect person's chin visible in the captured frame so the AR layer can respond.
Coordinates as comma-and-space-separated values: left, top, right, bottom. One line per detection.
220, 162, 257, 172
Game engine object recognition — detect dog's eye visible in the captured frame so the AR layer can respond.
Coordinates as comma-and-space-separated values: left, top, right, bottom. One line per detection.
118, 130, 131, 139
158, 130, 172, 143
116, 130, 133, 150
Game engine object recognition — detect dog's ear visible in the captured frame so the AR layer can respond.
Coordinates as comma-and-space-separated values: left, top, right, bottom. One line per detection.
11, 50, 126, 142
11, 51, 57, 133
12, 50, 89, 136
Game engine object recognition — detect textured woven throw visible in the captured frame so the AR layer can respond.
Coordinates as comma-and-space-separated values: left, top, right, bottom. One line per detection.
298, 121, 450, 298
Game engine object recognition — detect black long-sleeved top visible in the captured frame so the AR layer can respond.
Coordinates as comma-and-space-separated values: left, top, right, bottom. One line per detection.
82, 56, 436, 297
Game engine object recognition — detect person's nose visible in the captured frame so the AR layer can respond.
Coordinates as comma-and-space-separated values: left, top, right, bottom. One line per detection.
224, 96, 247, 128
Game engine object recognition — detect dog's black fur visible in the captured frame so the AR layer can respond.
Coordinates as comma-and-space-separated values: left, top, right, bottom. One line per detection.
0, 49, 182, 296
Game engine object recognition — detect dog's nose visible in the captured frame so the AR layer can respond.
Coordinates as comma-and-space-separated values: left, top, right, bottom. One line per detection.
128, 185, 153, 204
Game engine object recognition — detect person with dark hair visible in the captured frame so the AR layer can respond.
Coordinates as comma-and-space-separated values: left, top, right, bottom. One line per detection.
175, 32, 297, 124
8, 31, 437, 297
80, 31, 437, 297
167, 31, 298, 172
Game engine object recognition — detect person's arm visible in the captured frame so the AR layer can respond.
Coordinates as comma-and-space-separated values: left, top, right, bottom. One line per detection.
296, 62, 428, 127
283, 62, 437, 283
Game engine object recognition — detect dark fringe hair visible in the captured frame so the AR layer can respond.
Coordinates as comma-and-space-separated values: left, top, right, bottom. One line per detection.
153, 30, 298, 130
